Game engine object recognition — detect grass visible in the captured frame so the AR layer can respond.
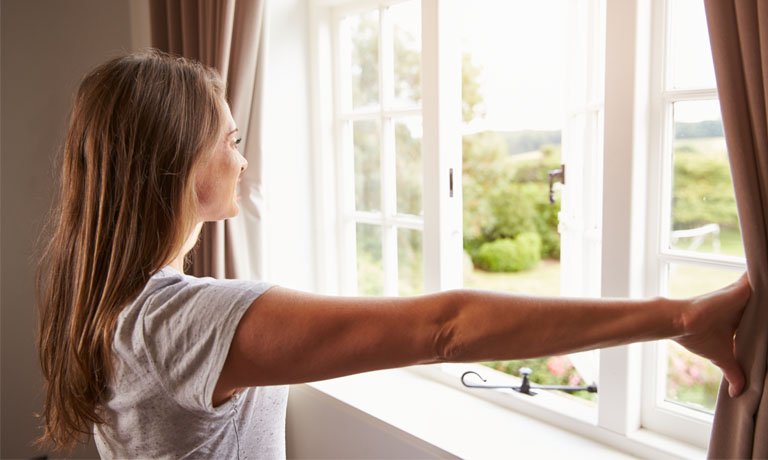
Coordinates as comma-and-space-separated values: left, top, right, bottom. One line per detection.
671, 227, 744, 257
463, 254, 560, 296
667, 264, 743, 299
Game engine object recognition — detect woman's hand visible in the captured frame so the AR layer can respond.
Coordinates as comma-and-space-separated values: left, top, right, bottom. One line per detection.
674, 273, 751, 397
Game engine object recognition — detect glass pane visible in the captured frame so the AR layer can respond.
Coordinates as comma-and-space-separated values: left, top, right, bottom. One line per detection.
356, 223, 382, 296
346, 10, 379, 109
666, 341, 722, 412
459, 0, 594, 404
667, 263, 742, 299
354, 120, 381, 211
665, 264, 743, 411
390, 0, 421, 106
669, 0, 716, 89
670, 100, 743, 256
397, 228, 423, 296
395, 117, 422, 215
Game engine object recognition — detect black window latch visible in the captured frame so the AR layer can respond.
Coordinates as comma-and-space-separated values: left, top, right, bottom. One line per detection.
461, 368, 598, 396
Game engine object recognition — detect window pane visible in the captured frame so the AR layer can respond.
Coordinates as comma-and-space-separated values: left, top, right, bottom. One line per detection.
667, 263, 742, 299
356, 223, 383, 295
395, 117, 422, 215
459, 0, 593, 404
669, 100, 743, 256
665, 264, 743, 412
346, 10, 379, 109
397, 228, 423, 296
354, 120, 381, 211
390, 0, 421, 107
669, 0, 716, 89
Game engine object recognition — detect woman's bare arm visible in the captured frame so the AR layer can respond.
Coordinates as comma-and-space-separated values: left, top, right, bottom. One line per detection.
213, 274, 750, 405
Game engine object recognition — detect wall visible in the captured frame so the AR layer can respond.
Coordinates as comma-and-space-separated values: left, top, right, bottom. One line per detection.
261, 0, 316, 291
0, 1, 134, 457
286, 384, 450, 459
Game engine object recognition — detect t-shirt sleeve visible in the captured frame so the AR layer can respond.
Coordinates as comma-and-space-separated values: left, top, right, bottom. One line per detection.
140, 276, 274, 414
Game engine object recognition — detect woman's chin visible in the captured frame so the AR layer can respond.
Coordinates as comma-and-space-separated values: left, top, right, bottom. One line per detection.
228, 200, 241, 218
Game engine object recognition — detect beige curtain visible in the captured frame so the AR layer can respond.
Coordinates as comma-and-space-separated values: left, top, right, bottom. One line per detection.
705, 1, 768, 458
149, 0, 268, 280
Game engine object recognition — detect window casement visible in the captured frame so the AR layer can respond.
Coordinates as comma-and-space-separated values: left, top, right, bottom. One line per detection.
640, 0, 746, 447
309, 0, 742, 452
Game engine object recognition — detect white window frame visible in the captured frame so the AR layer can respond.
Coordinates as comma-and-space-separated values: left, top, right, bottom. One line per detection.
308, 0, 734, 453
312, 0, 461, 297
640, 0, 747, 447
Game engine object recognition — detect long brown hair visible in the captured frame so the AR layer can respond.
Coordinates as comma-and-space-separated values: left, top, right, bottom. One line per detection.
36, 50, 225, 451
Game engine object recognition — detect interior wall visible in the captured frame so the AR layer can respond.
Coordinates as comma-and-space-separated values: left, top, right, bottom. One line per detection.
286, 385, 449, 459
261, 0, 316, 291
0, 1, 133, 457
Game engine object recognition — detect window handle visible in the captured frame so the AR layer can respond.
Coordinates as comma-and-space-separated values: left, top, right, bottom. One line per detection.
548, 164, 565, 204
461, 368, 597, 396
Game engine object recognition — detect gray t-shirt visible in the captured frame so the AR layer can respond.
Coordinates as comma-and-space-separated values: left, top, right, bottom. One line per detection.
94, 266, 289, 459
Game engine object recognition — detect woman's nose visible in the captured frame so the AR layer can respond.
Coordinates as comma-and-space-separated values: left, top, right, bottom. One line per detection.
240, 156, 248, 172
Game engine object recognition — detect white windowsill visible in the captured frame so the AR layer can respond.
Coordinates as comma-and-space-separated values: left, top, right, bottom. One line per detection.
301, 366, 707, 459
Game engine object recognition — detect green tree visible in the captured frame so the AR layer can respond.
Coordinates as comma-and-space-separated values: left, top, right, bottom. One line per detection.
462, 53, 485, 123
460, 58, 561, 267
350, 14, 379, 107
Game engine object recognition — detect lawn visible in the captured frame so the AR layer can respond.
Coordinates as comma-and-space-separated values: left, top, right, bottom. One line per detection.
463, 254, 560, 296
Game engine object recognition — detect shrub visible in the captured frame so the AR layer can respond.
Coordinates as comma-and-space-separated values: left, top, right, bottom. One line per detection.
462, 136, 561, 263
473, 232, 542, 272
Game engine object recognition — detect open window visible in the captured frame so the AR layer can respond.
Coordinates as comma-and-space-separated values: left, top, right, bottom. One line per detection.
309, 0, 741, 451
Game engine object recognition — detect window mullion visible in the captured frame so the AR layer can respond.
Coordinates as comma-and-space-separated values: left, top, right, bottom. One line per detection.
379, 6, 397, 295
341, 121, 359, 295
661, 88, 718, 102
334, 13, 358, 295
421, 0, 462, 293
598, 0, 650, 436
381, 117, 398, 295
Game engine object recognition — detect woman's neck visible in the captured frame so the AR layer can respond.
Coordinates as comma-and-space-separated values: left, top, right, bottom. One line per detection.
169, 222, 204, 273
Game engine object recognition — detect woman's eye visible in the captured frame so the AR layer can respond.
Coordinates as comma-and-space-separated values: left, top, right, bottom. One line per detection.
232, 137, 242, 149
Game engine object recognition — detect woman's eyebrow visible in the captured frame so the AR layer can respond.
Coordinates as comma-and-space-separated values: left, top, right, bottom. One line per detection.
228, 128, 239, 135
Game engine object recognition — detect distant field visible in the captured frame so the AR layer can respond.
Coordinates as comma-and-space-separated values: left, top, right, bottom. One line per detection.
674, 136, 727, 156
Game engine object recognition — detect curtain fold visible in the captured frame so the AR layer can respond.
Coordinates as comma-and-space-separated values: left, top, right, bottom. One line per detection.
149, 0, 268, 281
705, 1, 768, 458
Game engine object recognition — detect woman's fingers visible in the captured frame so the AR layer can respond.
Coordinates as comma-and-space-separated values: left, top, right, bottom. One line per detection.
675, 272, 750, 397
723, 340, 745, 397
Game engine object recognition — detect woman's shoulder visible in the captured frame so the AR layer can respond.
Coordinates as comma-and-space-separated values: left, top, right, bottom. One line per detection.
131, 267, 273, 311
113, 267, 271, 351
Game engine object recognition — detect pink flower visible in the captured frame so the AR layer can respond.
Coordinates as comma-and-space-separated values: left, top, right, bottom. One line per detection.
547, 356, 571, 377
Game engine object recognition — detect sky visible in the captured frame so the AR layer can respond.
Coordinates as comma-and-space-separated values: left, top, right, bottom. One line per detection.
457, 0, 719, 131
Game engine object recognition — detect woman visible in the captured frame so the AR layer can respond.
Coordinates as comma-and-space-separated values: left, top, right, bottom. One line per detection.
37, 51, 751, 458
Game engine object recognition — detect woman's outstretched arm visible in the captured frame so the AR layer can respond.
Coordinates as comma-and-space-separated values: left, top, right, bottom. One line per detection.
213, 274, 750, 405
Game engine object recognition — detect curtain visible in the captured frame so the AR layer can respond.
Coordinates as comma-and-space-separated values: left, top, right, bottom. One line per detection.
149, 0, 268, 280
705, 1, 768, 458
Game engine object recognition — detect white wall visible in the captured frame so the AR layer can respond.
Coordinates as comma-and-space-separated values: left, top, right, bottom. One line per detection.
0, 1, 133, 458
262, 0, 317, 291
286, 384, 450, 459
